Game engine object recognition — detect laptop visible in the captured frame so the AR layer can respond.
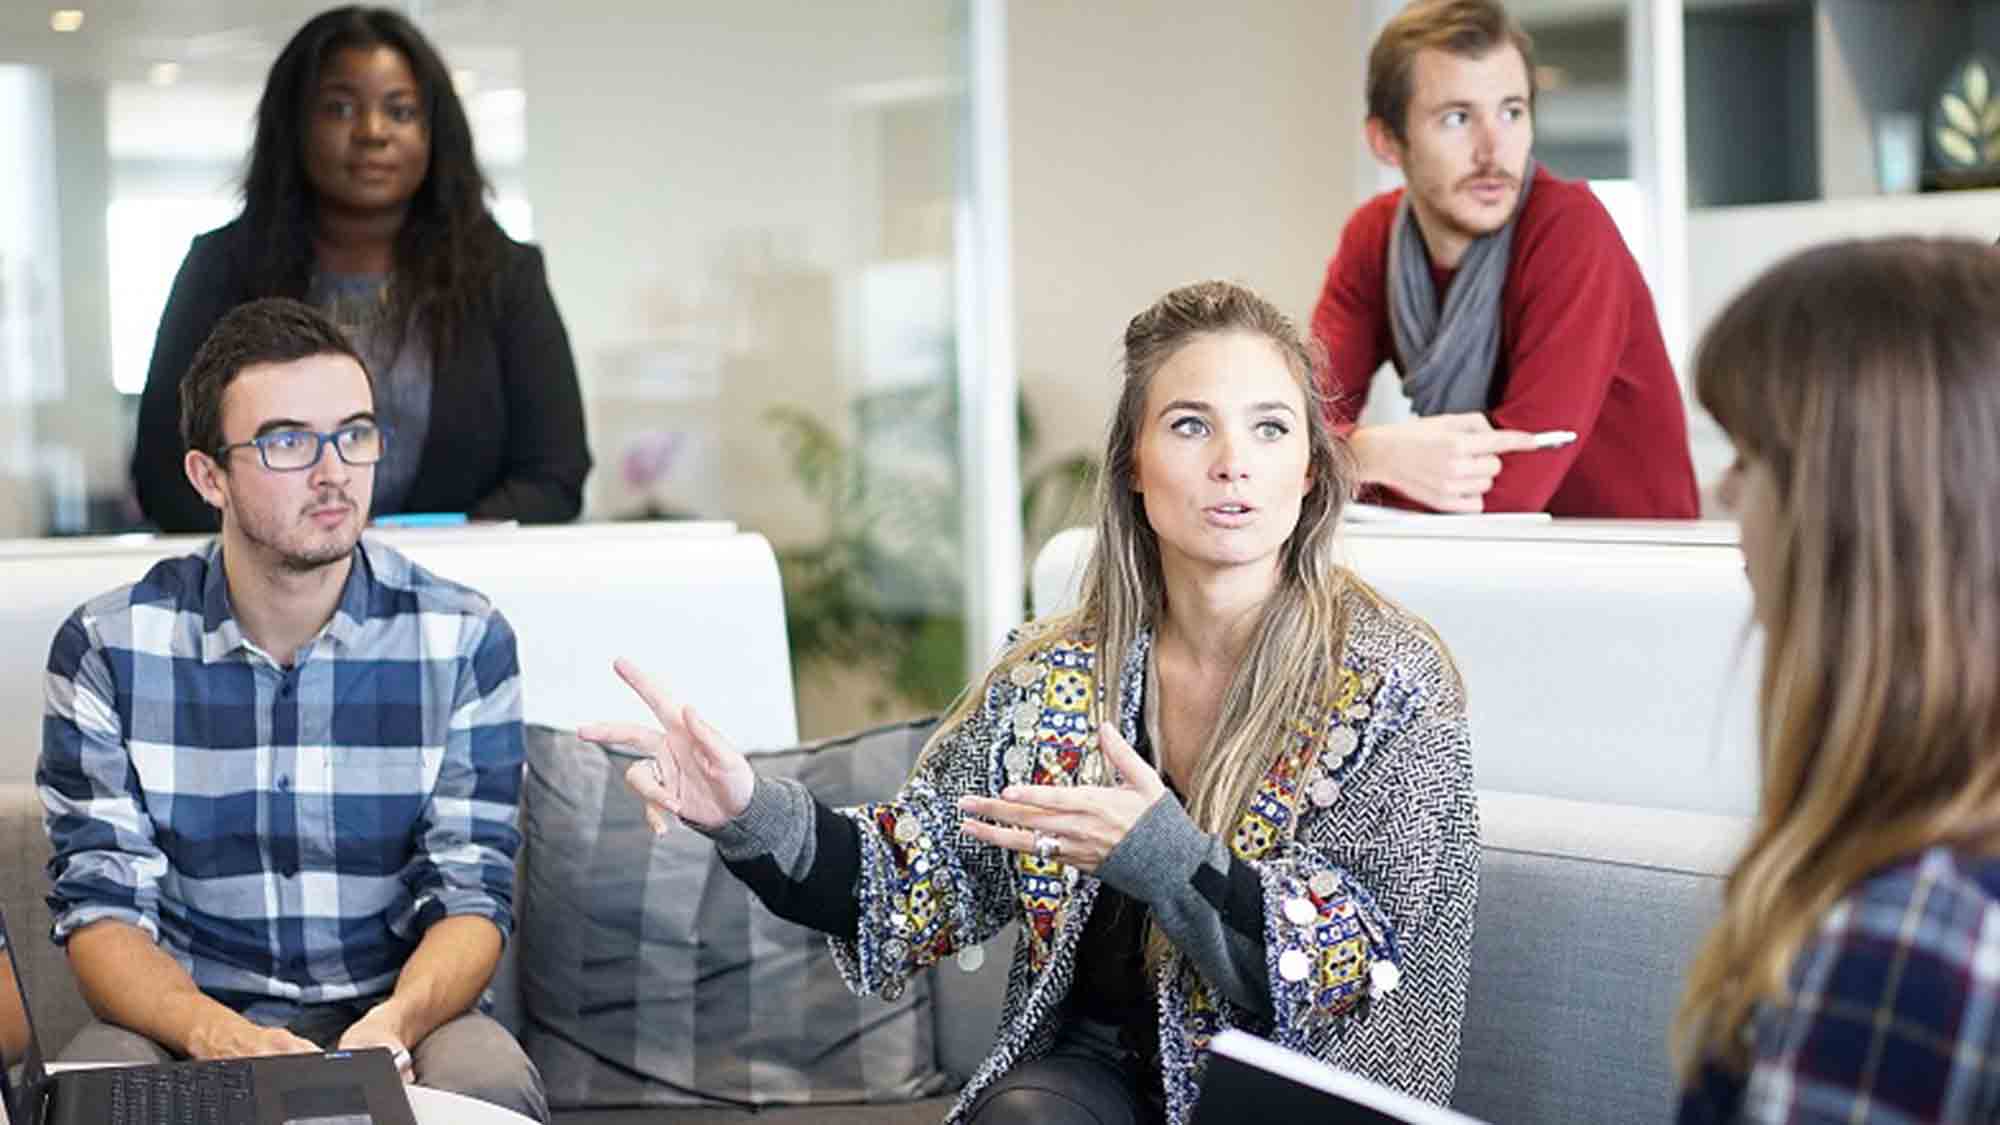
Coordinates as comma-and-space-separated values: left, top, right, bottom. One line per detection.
1192, 1029, 1492, 1125
0, 906, 416, 1125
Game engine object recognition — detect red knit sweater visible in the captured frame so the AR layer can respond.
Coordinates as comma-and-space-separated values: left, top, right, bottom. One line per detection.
1310, 166, 1700, 518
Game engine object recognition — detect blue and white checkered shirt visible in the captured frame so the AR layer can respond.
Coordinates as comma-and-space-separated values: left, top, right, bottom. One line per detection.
37, 538, 524, 1021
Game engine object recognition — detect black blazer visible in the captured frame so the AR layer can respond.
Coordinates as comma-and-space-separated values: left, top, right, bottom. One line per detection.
131, 219, 592, 532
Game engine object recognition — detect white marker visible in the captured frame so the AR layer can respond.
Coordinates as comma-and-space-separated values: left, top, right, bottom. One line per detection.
1529, 430, 1577, 449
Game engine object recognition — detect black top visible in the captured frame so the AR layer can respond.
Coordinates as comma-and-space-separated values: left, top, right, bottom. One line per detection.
131, 219, 591, 531
1067, 713, 1173, 1033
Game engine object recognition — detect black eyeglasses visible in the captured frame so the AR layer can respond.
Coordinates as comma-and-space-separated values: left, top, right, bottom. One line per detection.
217, 422, 386, 472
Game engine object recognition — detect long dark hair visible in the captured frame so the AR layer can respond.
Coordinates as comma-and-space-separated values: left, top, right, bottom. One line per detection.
241, 5, 500, 367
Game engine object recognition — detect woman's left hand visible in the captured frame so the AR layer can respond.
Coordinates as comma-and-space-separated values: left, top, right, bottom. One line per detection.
958, 722, 1167, 874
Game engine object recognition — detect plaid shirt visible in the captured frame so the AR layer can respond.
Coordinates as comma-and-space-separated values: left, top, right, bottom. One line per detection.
1679, 846, 2000, 1124
38, 538, 523, 1020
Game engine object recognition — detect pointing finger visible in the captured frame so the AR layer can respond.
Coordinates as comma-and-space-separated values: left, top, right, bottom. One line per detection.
1470, 429, 1543, 456
612, 658, 681, 728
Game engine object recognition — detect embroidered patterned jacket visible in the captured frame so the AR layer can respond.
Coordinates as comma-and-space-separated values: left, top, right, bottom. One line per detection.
825, 591, 1480, 1124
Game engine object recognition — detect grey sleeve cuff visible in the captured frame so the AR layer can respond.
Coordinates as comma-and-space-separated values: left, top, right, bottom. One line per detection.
699, 774, 817, 874
1097, 792, 1215, 905
1097, 790, 1272, 1015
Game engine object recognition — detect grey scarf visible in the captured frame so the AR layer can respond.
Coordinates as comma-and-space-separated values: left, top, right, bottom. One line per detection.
1387, 160, 1536, 415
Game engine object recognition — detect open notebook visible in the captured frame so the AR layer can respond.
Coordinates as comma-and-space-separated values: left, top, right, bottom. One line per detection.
1191, 1030, 1492, 1125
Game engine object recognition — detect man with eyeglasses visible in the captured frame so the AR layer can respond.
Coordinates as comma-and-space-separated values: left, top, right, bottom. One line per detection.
36, 298, 548, 1120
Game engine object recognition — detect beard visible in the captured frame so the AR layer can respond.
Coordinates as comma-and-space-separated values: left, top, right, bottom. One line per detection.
235, 487, 363, 573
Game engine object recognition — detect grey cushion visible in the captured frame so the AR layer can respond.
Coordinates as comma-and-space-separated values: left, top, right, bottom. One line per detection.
0, 784, 92, 1055
1451, 845, 1724, 1124
930, 921, 1013, 1081
518, 720, 953, 1112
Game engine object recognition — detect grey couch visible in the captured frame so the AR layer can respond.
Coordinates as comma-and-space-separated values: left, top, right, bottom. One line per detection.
0, 783, 1744, 1124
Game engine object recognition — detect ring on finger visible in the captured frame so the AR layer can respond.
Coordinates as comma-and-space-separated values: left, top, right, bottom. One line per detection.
1032, 832, 1062, 861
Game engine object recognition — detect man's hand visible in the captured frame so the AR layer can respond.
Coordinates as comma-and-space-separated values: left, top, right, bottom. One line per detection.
337, 1002, 414, 1082
1348, 413, 1542, 512
185, 1013, 318, 1062
66, 920, 320, 1063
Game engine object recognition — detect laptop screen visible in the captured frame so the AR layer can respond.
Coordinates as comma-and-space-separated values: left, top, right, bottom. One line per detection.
0, 909, 47, 1124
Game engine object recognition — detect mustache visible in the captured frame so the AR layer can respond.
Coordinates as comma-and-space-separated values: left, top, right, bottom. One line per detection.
1457, 168, 1518, 189
302, 489, 356, 515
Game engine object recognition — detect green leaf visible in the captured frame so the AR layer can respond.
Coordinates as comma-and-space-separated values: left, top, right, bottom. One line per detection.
1939, 126, 1979, 166
1944, 92, 1980, 136
1971, 61, 1989, 109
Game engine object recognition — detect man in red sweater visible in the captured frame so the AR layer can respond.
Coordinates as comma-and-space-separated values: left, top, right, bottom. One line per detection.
1312, 0, 1698, 517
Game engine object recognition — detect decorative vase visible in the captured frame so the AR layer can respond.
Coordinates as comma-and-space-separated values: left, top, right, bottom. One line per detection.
1929, 53, 2000, 188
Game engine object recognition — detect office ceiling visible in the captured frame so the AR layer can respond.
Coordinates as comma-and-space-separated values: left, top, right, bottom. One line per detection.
0, 0, 519, 85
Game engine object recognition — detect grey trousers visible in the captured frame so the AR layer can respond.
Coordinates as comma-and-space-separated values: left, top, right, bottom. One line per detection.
60, 1012, 549, 1123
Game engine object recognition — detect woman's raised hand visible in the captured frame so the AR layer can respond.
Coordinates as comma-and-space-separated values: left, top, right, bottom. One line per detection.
578, 658, 755, 833
956, 722, 1167, 874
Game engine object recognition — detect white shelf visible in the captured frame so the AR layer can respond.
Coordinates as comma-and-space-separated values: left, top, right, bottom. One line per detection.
1687, 186, 2000, 347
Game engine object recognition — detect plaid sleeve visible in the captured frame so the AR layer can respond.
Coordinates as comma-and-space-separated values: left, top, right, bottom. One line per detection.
401, 608, 524, 942
37, 612, 168, 944
1739, 855, 2000, 1124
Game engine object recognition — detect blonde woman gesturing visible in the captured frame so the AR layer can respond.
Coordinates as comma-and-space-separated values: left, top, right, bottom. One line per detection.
585, 282, 1479, 1125
1677, 238, 2000, 1123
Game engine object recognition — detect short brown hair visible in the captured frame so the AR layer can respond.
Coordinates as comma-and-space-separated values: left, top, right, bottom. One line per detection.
179, 297, 370, 458
1368, 0, 1536, 140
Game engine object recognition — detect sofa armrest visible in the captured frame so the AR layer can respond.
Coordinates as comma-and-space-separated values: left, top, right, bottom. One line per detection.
0, 783, 95, 1053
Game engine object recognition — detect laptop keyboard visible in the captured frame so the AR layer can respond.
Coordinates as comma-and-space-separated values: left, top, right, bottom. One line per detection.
105, 1060, 254, 1125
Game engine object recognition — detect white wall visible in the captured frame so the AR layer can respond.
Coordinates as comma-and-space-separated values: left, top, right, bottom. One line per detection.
0, 66, 65, 537
1682, 190, 2000, 487
1006, 0, 1376, 476
519, 2, 963, 537
42, 78, 127, 531
518, 1, 1375, 529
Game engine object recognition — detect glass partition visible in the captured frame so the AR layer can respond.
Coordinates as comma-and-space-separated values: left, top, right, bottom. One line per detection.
0, 1, 1012, 738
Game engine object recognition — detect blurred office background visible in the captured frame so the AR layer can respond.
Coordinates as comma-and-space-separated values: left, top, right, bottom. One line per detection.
2, 0, 1996, 732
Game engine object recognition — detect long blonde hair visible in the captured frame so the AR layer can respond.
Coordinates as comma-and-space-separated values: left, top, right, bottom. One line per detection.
925, 280, 1378, 963
1675, 238, 2000, 1076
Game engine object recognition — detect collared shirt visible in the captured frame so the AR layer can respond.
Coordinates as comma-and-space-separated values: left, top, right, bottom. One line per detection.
1678, 846, 2000, 1124
38, 538, 523, 1020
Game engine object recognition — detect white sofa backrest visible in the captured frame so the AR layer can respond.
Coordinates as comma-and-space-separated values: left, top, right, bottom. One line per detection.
0, 523, 799, 782
1031, 524, 1760, 816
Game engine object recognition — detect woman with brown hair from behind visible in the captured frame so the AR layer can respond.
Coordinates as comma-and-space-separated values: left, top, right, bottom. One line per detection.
1676, 237, 2000, 1122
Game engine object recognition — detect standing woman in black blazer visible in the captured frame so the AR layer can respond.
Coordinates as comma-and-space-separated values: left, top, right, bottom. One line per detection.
132, 5, 590, 531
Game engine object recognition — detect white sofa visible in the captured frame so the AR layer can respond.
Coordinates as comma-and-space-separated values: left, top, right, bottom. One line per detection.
0, 519, 1750, 1123
0, 522, 799, 783
1031, 521, 1761, 817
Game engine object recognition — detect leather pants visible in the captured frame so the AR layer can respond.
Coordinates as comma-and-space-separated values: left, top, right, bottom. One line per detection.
964, 1020, 1166, 1125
